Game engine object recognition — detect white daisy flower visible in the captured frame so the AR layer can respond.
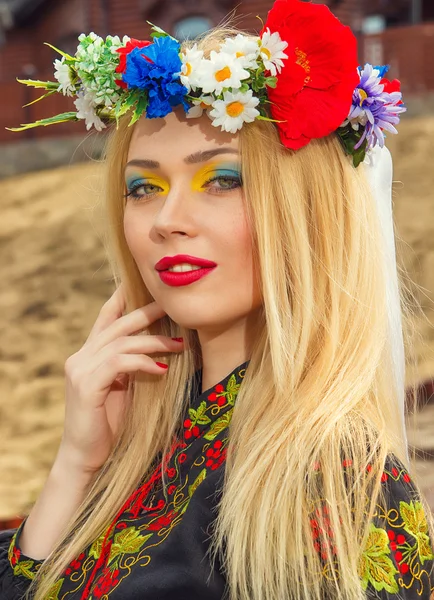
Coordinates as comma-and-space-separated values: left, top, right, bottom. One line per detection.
220, 34, 260, 69
195, 51, 250, 95
186, 95, 214, 119
74, 91, 106, 131
209, 89, 260, 134
259, 28, 288, 77
54, 57, 75, 96
180, 44, 204, 92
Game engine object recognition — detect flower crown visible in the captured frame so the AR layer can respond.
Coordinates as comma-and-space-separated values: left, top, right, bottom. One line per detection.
7, 0, 406, 168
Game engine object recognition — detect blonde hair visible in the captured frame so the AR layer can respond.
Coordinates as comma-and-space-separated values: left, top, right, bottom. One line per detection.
25, 27, 433, 600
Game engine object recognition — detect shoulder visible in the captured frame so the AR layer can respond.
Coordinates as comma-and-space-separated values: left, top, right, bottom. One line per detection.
360, 453, 434, 599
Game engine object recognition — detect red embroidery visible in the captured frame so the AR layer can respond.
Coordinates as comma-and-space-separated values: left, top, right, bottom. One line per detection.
147, 510, 176, 532
93, 567, 120, 598
205, 440, 227, 470
11, 547, 21, 566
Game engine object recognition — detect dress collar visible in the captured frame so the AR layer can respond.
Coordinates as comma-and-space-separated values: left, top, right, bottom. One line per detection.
182, 360, 250, 443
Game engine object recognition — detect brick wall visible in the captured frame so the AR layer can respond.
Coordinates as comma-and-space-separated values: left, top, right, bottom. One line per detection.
364, 22, 434, 94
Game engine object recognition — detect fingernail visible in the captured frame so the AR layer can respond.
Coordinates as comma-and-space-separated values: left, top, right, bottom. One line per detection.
156, 362, 168, 369
171, 337, 183, 342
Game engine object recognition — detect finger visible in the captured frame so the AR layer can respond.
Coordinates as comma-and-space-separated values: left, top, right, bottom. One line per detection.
91, 354, 169, 402
91, 302, 168, 352
92, 335, 184, 367
87, 284, 127, 342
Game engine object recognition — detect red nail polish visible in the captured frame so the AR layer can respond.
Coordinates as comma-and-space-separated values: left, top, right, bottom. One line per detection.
171, 337, 183, 342
156, 362, 168, 369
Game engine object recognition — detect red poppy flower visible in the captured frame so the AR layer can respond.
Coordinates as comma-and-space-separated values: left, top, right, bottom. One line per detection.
115, 38, 152, 88
261, 0, 359, 150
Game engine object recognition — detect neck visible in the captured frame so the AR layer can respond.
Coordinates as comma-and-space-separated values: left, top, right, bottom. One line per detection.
198, 308, 262, 393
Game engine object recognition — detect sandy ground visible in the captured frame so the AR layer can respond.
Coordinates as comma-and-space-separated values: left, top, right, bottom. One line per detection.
0, 116, 433, 519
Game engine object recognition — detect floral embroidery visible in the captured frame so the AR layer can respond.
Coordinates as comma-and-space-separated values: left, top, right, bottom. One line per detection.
7, 363, 248, 599
399, 499, 434, 565
7, 367, 434, 600
358, 522, 399, 593
309, 457, 434, 598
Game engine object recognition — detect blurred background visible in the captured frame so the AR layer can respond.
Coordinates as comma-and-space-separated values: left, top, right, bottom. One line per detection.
0, 0, 433, 529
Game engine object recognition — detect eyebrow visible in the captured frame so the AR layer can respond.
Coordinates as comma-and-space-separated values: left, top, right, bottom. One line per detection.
125, 148, 239, 170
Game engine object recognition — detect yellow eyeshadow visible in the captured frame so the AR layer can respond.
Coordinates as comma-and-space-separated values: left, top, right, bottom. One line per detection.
191, 162, 240, 192
126, 171, 170, 194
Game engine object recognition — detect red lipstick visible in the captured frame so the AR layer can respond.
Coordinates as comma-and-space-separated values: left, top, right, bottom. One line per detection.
155, 254, 217, 287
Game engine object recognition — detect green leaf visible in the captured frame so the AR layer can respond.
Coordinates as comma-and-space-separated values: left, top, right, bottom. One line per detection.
14, 560, 37, 580
46, 578, 65, 600
6, 111, 79, 132
108, 527, 152, 564
239, 83, 250, 93
203, 409, 233, 441
129, 93, 148, 126
353, 148, 366, 168
358, 522, 399, 593
22, 89, 57, 107
16, 78, 60, 90
44, 42, 75, 61
147, 21, 173, 40
256, 115, 284, 124
115, 90, 140, 120
196, 400, 211, 424
188, 400, 211, 426
188, 468, 207, 497
89, 534, 104, 560
265, 76, 277, 88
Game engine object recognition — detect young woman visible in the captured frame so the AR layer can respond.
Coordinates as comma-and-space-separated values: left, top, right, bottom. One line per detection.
1, 1, 433, 599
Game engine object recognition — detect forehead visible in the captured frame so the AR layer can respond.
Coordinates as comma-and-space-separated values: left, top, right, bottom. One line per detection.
127, 108, 239, 164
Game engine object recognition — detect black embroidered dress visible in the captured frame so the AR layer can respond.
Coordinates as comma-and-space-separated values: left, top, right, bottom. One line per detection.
1, 360, 434, 599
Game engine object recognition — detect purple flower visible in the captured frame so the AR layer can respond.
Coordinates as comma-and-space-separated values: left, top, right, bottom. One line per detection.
343, 63, 406, 150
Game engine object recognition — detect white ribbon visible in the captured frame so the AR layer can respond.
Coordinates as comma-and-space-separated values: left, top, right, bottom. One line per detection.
363, 145, 408, 461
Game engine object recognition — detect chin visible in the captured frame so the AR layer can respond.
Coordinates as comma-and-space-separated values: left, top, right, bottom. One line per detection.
162, 309, 220, 331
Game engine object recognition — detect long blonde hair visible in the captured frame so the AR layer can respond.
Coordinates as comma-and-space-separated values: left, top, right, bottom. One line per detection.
26, 27, 433, 600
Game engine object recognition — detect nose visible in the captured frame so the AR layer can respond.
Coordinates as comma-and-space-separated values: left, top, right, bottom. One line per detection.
151, 182, 196, 240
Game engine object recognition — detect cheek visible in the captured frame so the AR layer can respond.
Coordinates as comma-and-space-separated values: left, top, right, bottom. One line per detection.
123, 210, 150, 259
226, 206, 254, 264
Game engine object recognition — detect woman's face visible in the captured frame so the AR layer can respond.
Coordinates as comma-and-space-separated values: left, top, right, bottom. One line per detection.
123, 109, 262, 332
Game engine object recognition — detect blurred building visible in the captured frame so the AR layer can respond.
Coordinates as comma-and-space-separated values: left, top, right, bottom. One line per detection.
0, 0, 433, 142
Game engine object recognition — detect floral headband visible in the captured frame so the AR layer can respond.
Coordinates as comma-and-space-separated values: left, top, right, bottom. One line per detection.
7, 0, 406, 168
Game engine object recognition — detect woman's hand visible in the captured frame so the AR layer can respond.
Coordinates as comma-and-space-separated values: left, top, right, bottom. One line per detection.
58, 284, 184, 474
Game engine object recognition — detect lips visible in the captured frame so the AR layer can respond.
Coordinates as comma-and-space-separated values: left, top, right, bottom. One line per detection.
158, 267, 216, 287
155, 254, 217, 271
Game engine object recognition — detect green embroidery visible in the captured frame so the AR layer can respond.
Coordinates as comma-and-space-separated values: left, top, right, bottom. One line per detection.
204, 409, 234, 440
13, 559, 38, 580
47, 578, 65, 600
224, 374, 240, 406
358, 522, 399, 593
399, 499, 434, 564
188, 400, 211, 426
8, 531, 17, 563
89, 527, 152, 564
89, 534, 104, 560
108, 526, 152, 565
188, 468, 207, 497
6, 363, 247, 599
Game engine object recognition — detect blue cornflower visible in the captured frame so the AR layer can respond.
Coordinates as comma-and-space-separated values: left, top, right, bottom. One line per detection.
123, 36, 189, 118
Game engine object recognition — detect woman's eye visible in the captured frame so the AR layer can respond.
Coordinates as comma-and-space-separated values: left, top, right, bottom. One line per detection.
125, 183, 162, 200
204, 175, 242, 193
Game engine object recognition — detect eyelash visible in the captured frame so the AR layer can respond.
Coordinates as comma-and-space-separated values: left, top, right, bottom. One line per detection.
124, 174, 242, 201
